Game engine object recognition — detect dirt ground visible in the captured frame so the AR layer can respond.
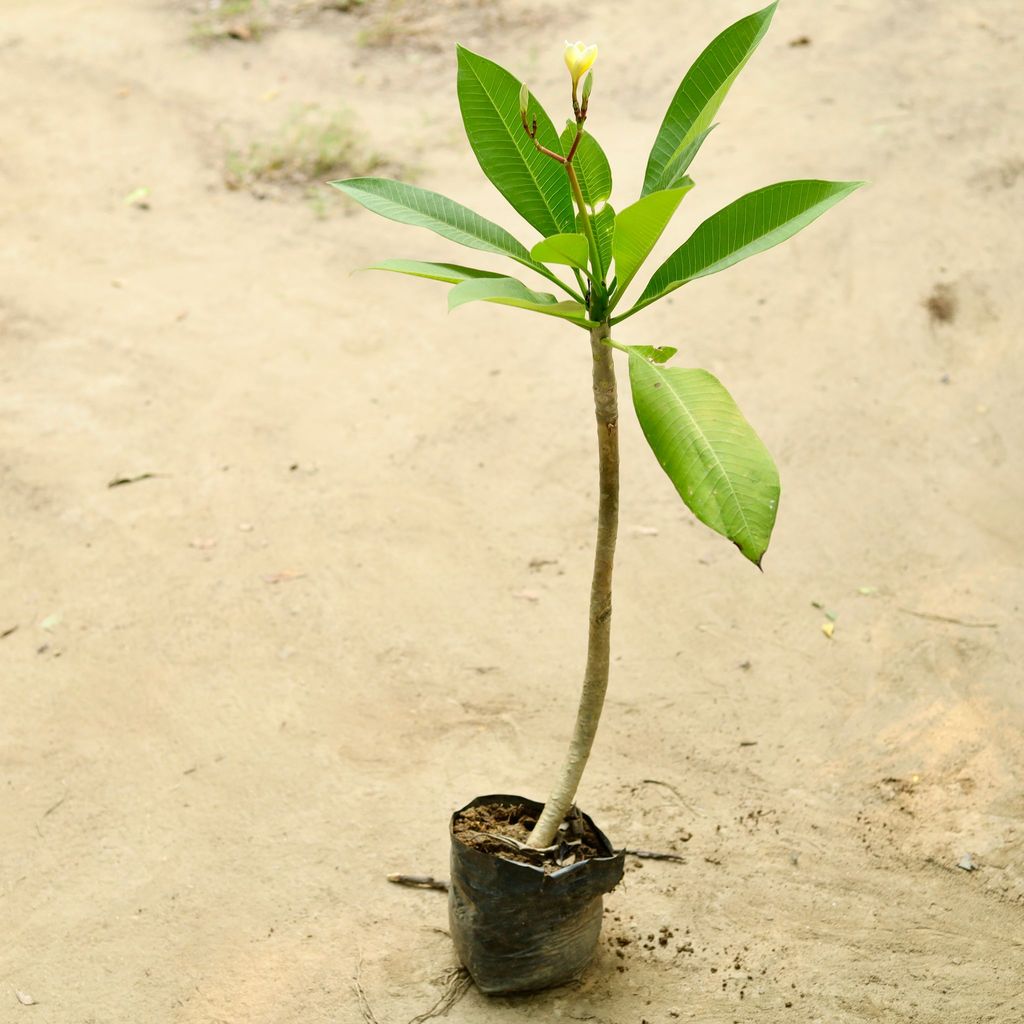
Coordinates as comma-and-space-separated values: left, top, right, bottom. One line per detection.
2, 1, 1023, 1021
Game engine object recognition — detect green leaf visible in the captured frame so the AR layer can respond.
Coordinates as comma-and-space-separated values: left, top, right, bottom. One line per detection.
622, 180, 863, 320
531, 233, 590, 270
628, 356, 779, 566
560, 125, 613, 207
642, 3, 777, 196
367, 259, 506, 285
582, 204, 615, 281
456, 46, 576, 237
610, 185, 692, 308
661, 127, 715, 190
448, 276, 592, 325
616, 343, 677, 364
330, 177, 538, 269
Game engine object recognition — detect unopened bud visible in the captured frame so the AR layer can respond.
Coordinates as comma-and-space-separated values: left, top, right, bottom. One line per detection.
582, 70, 594, 102
519, 82, 529, 116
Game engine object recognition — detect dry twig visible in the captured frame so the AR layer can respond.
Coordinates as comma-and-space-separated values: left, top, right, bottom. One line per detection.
387, 874, 448, 892
624, 848, 685, 863
898, 607, 998, 629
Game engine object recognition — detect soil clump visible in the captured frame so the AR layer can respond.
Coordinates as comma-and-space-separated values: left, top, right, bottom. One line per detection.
453, 800, 607, 872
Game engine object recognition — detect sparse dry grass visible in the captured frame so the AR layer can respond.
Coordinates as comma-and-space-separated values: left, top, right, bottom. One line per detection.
190, 0, 268, 44
224, 105, 387, 204
189, 0, 512, 50
354, 1, 420, 48
189, 0, 368, 45
354, 0, 510, 50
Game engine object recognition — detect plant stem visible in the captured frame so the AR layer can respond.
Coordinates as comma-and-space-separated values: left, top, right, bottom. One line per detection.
565, 161, 602, 281
527, 322, 619, 849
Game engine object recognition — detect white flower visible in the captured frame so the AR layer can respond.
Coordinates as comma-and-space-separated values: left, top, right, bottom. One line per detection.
563, 41, 598, 87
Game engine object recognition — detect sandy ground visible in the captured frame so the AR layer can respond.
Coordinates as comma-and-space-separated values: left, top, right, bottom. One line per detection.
2, 1, 1023, 1021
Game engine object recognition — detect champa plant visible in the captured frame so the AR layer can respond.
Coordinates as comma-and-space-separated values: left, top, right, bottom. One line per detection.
331, 3, 860, 851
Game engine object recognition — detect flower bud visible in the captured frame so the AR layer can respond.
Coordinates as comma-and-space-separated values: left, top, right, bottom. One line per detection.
563, 41, 598, 88
582, 70, 594, 102
519, 81, 529, 116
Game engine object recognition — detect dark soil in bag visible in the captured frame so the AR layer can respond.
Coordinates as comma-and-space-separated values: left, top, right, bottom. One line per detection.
448, 794, 625, 994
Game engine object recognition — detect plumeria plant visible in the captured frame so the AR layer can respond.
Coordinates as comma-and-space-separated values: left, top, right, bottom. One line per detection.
332, 2, 860, 851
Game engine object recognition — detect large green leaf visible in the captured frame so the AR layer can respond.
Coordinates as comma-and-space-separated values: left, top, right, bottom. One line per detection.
367, 259, 506, 285
531, 233, 589, 270
661, 127, 714, 190
642, 3, 777, 196
560, 125, 613, 208
629, 356, 779, 566
448, 277, 592, 325
621, 180, 863, 320
610, 185, 692, 309
456, 46, 576, 237
330, 177, 537, 269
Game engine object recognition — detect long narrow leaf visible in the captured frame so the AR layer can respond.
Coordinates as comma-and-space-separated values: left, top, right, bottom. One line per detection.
585, 205, 615, 282
331, 177, 536, 268
661, 126, 715, 190
629, 356, 779, 566
642, 3, 777, 196
610, 185, 692, 308
456, 46, 576, 237
621, 179, 863, 320
367, 259, 507, 285
448, 277, 592, 325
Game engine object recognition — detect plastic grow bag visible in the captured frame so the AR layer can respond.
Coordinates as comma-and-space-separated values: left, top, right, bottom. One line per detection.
448, 794, 625, 994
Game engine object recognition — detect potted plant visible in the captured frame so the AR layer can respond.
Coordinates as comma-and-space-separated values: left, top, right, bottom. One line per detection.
332, 1, 861, 995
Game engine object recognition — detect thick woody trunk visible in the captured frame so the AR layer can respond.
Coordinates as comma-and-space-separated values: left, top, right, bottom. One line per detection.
527, 322, 619, 849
